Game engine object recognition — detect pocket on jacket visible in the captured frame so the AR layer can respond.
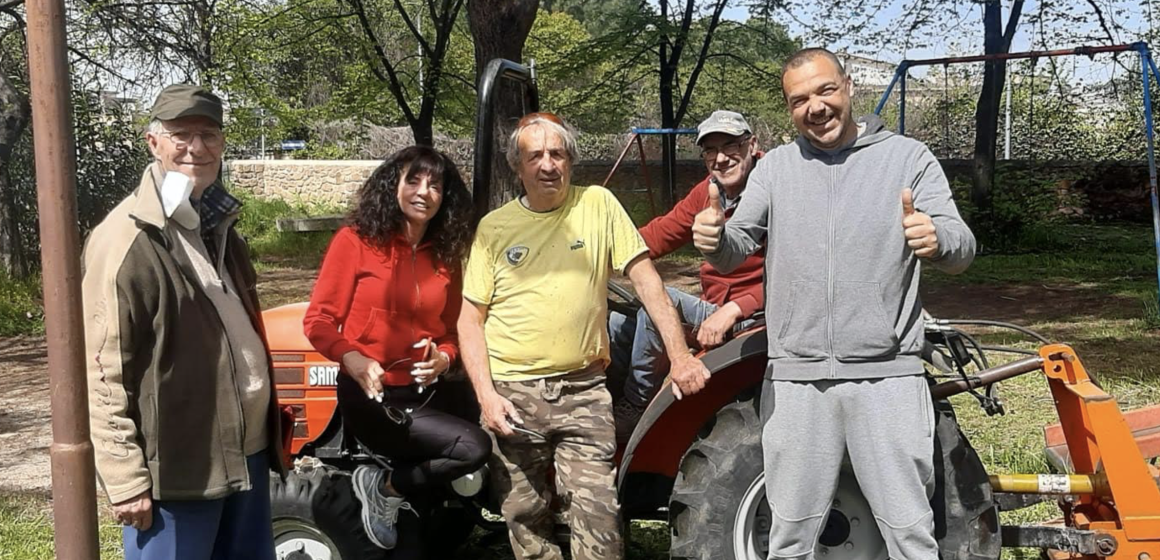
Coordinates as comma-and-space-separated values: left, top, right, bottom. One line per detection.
832, 282, 898, 360
776, 281, 828, 359
355, 308, 389, 345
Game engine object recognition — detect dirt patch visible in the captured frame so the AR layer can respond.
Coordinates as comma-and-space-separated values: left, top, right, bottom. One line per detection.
921, 282, 1144, 324
256, 267, 318, 308
0, 336, 51, 494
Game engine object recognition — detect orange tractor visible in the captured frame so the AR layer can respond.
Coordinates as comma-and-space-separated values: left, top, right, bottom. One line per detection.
262, 60, 1160, 560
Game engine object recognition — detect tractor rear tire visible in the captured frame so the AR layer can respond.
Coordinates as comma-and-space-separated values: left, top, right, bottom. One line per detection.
270, 469, 382, 560
669, 389, 767, 560
669, 389, 886, 560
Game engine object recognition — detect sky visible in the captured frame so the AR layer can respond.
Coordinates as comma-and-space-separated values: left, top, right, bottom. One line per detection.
716, 0, 1154, 84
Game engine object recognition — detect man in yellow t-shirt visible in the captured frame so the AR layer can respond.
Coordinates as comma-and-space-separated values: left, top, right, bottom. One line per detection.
459, 112, 710, 560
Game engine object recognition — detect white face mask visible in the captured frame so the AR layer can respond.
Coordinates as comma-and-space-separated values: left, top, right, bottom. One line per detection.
160, 169, 196, 228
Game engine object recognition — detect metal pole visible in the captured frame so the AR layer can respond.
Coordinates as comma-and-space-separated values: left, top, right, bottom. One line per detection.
902, 43, 1138, 68
26, 0, 100, 558
1004, 75, 1012, 159
1137, 43, 1160, 317
899, 71, 907, 135
929, 355, 1044, 400
873, 65, 905, 116
635, 135, 658, 218
661, 133, 677, 211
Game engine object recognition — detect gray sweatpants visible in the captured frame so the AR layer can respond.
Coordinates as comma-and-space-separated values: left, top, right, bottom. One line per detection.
762, 375, 937, 560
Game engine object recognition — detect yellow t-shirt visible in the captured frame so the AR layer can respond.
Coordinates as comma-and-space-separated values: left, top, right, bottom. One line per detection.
463, 185, 648, 381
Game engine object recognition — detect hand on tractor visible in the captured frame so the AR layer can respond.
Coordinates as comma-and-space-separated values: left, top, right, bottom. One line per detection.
342, 351, 385, 401
481, 392, 523, 437
693, 180, 726, 253
902, 188, 939, 259
669, 352, 711, 400
411, 338, 449, 387
113, 490, 153, 532
696, 302, 743, 348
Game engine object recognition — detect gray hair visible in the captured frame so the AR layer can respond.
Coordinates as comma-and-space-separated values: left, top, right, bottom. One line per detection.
506, 115, 580, 172
146, 118, 165, 135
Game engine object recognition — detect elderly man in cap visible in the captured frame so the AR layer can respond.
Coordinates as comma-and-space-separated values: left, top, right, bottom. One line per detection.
81, 84, 284, 559
607, 109, 766, 442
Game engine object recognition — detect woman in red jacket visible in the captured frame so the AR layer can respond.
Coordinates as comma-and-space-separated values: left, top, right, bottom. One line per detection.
303, 146, 488, 556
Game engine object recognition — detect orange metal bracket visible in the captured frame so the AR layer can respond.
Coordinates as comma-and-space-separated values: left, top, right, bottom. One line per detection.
1039, 343, 1160, 557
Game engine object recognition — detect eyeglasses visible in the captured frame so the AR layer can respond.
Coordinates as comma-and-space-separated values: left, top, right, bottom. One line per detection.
700, 135, 751, 161
160, 129, 224, 150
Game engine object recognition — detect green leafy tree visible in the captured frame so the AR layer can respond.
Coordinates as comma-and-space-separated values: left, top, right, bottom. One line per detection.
219, 0, 471, 148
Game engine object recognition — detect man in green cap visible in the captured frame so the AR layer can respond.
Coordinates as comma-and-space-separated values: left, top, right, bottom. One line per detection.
81, 84, 285, 560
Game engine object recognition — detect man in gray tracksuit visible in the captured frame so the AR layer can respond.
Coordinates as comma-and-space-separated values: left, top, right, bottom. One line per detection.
693, 48, 976, 560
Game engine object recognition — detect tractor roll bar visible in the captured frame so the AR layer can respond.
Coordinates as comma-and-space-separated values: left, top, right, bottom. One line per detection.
472, 59, 539, 219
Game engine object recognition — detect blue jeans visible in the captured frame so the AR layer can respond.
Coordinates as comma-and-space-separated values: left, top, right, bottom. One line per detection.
609, 287, 754, 407
122, 451, 275, 560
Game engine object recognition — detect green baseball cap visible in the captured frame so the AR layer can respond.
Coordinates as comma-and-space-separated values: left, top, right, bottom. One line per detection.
150, 84, 223, 126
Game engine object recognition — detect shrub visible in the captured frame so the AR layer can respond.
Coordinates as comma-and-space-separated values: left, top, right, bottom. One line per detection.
953, 165, 1087, 253
0, 272, 43, 336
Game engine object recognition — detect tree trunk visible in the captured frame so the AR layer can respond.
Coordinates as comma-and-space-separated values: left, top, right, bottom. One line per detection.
412, 119, 435, 147
971, 0, 1022, 215
0, 72, 29, 279
467, 0, 539, 212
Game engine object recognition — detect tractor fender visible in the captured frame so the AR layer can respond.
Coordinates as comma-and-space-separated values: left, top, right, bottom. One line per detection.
617, 327, 769, 489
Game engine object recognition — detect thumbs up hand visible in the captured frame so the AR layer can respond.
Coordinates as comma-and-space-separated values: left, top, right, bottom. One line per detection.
902, 188, 939, 259
693, 180, 727, 253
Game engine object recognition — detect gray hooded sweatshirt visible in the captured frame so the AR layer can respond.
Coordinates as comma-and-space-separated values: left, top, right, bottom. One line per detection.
706, 115, 975, 381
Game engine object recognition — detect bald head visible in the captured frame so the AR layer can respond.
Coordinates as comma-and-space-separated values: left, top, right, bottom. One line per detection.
781, 48, 846, 99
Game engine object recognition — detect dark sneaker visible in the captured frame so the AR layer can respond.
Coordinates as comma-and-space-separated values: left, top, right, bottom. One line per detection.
351, 465, 416, 549
613, 399, 647, 444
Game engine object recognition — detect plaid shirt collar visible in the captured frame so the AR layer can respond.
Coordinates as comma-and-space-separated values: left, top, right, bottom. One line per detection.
192, 183, 242, 231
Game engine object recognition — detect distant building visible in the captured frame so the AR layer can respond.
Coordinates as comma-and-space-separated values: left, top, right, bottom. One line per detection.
837, 52, 899, 90
837, 52, 937, 99
94, 90, 142, 116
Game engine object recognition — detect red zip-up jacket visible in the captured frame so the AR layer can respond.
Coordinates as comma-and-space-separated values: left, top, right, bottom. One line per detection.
304, 227, 462, 386
639, 161, 766, 318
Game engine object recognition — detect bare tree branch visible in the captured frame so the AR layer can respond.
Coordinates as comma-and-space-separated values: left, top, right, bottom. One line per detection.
1081, 0, 1118, 44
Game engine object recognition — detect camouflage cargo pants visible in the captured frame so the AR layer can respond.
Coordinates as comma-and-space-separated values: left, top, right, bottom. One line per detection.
489, 367, 623, 560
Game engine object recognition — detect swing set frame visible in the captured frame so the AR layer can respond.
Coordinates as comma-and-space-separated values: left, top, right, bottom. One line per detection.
873, 43, 1160, 315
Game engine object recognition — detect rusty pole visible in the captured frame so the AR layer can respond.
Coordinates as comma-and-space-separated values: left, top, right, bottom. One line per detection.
26, 0, 100, 558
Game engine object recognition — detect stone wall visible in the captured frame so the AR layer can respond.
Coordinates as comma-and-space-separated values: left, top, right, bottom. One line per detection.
226, 160, 384, 207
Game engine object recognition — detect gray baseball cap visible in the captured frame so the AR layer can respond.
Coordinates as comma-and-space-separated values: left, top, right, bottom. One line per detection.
150, 84, 223, 126
695, 110, 752, 145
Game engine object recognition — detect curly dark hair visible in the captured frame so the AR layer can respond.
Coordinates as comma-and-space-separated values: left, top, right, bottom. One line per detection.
346, 146, 475, 266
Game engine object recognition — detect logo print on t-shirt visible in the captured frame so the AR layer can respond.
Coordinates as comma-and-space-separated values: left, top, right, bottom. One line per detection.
570, 239, 585, 250
506, 245, 529, 266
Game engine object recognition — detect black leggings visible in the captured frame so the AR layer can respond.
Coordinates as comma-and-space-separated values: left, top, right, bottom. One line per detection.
336, 374, 491, 496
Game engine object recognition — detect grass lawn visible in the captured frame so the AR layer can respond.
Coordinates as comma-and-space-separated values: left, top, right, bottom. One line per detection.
3, 221, 1157, 559
0, 491, 124, 560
